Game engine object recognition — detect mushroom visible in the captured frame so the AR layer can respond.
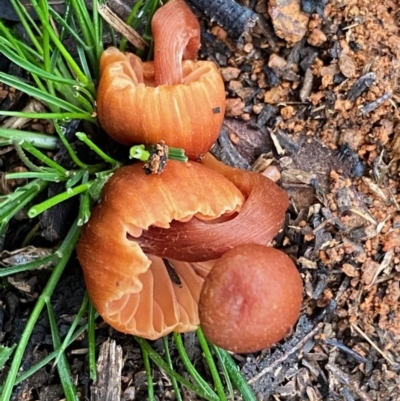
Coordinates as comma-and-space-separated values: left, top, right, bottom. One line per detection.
198, 244, 303, 353
76, 157, 292, 341
78, 0, 301, 347
76, 160, 244, 339
138, 153, 289, 261
96, 0, 226, 159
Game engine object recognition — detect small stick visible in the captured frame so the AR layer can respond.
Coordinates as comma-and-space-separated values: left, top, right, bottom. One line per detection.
347, 72, 376, 101
367, 248, 393, 287
91, 339, 123, 401
326, 363, 373, 401
248, 323, 323, 384
360, 92, 392, 115
351, 323, 396, 365
98, 4, 148, 49
325, 338, 370, 364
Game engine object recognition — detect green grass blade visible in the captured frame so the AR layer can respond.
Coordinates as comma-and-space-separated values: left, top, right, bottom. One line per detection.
139, 342, 155, 401
0, 22, 48, 94
0, 111, 95, 122
14, 324, 87, 386
37, 0, 55, 98
0, 40, 77, 85
72, 90, 95, 113
75, 43, 92, 81
30, 0, 93, 91
0, 129, 58, 149
143, 0, 159, 60
173, 332, 219, 400
53, 292, 89, 366
70, 0, 97, 75
210, 345, 234, 399
196, 328, 227, 401
88, 300, 97, 381
47, 301, 79, 401
162, 337, 183, 401
0, 222, 81, 401
49, 7, 90, 49
66, 170, 87, 188
0, 73, 89, 114
0, 345, 16, 369
9, 0, 43, 54
92, 0, 103, 65
18, 140, 68, 175
28, 182, 92, 218
135, 337, 219, 401
0, 254, 59, 278
0, 179, 48, 237
216, 349, 258, 401
5, 171, 64, 181
71, 0, 96, 45
119, 0, 144, 52
78, 187, 92, 226
76, 133, 121, 167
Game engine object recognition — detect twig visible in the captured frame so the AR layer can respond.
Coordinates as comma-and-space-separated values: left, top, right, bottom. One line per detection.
347, 72, 375, 101
325, 338, 369, 364
98, 4, 148, 49
91, 339, 123, 401
326, 363, 373, 401
367, 248, 394, 287
248, 323, 323, 384
351, 323, 396, 365
360, 92, 392, 115
349, 207, 377, 225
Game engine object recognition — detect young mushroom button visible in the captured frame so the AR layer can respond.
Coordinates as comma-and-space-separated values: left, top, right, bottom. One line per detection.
199, 244, 303, 353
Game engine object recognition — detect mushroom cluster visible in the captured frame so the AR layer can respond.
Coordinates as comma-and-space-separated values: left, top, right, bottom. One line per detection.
77, 0, 303, 353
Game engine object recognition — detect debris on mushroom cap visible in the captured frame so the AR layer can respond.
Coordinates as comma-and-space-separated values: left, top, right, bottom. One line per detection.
139, 153, 289, 261
96, 0, 226, 160
76, 161, 243, 339
199, 244, 303, 353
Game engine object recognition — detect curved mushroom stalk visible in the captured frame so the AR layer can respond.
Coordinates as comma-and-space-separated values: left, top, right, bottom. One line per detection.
139, 153, 289, 261
152, 0, 201, 85
76, 161, 243, 339
96, 0, 225, 159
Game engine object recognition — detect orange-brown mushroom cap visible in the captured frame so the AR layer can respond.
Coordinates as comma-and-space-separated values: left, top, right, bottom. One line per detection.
96, 0, 226, 160
139, 153, 289, 261
76, 161, 244, 339
199, 244, 303, 353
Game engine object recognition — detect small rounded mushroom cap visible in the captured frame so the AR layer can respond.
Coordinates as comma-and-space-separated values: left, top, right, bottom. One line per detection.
199, 244, 303, 353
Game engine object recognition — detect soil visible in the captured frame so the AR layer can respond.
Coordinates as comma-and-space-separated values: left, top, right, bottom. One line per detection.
1, 0, 400, 400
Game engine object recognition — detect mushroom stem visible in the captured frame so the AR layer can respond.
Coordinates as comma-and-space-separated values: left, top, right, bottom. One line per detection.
152, 0, 201, 86
139, 153, 289, 261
